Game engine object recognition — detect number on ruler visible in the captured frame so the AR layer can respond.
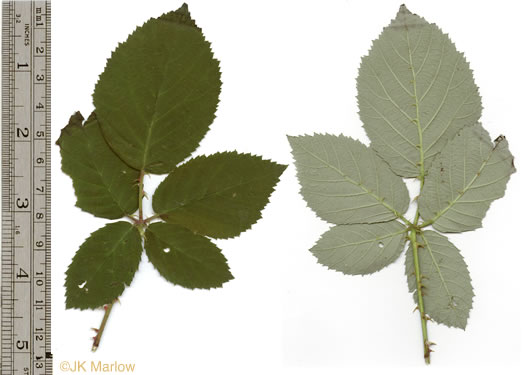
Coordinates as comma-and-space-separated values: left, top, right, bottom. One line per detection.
17, 127, 29, 138
16, 267, 28, 279
16, 340, 28, 350
16, 198, 29, 209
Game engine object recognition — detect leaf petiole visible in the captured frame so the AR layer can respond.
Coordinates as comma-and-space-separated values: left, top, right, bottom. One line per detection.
408, 229, 431, 364
418, 220, 433, 229
91, 300, 116, 352
144, 214, 160, 225
138, 169, 145, 223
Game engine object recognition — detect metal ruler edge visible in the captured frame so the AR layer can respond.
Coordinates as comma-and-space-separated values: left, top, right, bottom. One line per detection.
1, 1, 51, 374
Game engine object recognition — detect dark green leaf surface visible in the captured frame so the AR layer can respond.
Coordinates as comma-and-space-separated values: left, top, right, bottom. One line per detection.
357, 5, 481, 177
145, 222, 232, 289
57, 112, 139, 219
65, 222, 143, 310
419, 124, 515, 233
152, 152, 286, 239
405, 230, 474, 329
288, 134, 409, 224
311, 221, 407, 275
93, 4, 221, 174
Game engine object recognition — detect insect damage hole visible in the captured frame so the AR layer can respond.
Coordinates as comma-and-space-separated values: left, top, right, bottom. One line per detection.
163, 248, 170, 253
78, 281, 87, 288
378, 242, 385, 249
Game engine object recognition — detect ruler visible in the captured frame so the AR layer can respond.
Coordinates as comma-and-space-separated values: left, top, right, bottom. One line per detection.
1, 1, 51, 374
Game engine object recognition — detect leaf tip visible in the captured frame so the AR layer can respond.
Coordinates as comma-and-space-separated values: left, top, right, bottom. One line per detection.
396, 4, 411, 18
493, 134, 516, 174
286, 134, 304, 148
158, 2, 197, 28
398, 4, 408, 12
396, 4, 417, 18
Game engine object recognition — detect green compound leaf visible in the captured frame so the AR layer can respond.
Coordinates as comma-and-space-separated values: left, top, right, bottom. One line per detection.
357, 5, 481, 177
152, 151, 286, 239
65, 222, 143, 310
311, 221, 407, 275
419, 124, 516, 233
57, 112, 139, 219
287, 134, 409, 224
286, 5, 516, 363
145, 222, 233, 289
60, 4, 290, 351
93, 3, 221, 174
405, 230, 474, 329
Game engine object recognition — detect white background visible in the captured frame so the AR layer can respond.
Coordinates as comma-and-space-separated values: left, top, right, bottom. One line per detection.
49, 0, 525, 374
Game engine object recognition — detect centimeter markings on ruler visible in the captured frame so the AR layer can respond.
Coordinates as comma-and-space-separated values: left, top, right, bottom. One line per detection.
1, 1, 51, 375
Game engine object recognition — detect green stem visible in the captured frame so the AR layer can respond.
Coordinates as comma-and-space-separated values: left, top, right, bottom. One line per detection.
405, 22, 433, 364
138, 169, 145, 222
135, 169, 149, 239
91, 301, 116, 352
409, 229, 431, 364
402, 25, 435, 363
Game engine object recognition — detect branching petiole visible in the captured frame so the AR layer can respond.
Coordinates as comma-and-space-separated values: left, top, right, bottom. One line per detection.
92, 170, 148, 349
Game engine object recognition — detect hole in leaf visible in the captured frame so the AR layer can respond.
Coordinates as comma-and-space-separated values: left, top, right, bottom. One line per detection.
78, 281, 87, 288
163, 248, 170, 254
378, 242, 385, 249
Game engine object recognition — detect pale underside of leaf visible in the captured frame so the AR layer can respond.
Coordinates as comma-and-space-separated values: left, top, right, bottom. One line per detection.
311, 221, 407, 275
288, 134, 409, 224
93, 4, 221, 174
65, 222, 143, 310
57, 112, 139, 219
145, 222, 233, 289
152, 151, 286, 239
405, 230, 473, 329
419, 123, 515, 233
357, 5, 481, 177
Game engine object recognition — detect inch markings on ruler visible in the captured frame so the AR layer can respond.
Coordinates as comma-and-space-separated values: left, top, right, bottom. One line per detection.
1, 1, 51, 375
